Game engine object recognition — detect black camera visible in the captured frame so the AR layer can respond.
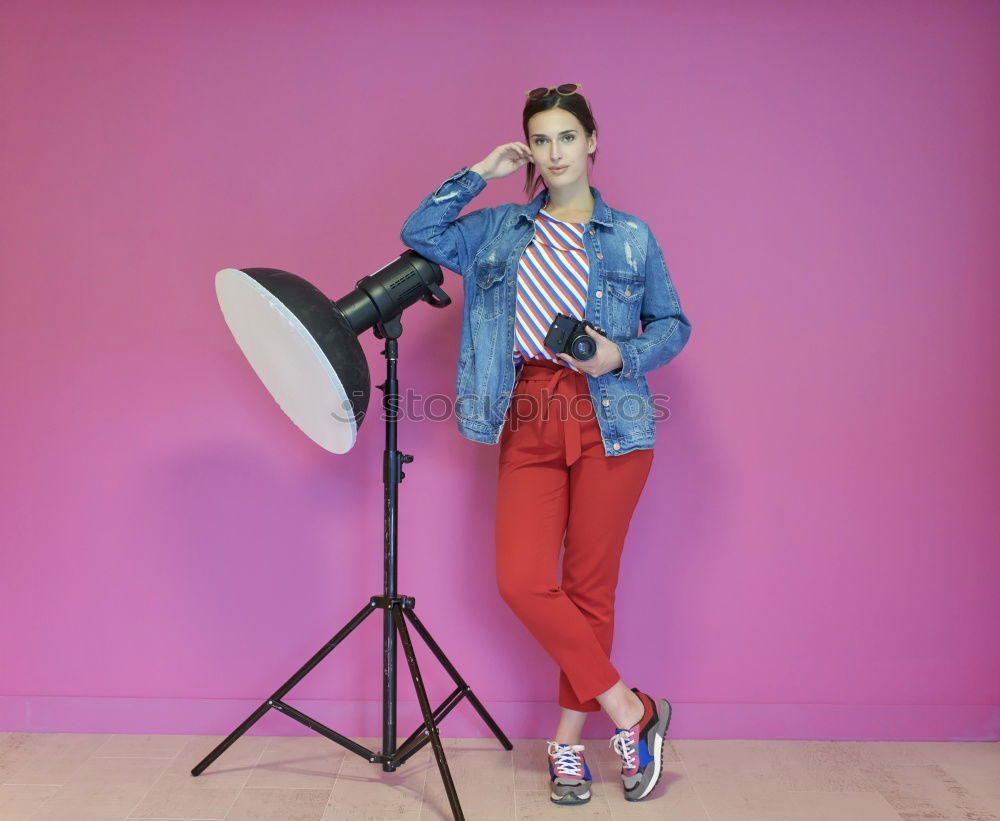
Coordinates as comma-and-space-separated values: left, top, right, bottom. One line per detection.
543, 313, 608, 361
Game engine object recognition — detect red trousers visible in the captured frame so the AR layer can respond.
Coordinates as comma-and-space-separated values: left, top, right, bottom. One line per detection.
495, 358, 654, 712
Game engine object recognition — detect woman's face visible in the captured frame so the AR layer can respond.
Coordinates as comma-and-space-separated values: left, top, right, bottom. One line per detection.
526, 107, 596, 192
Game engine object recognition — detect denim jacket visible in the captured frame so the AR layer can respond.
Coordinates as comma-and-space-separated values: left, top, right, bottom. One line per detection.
400, 166, 691, 456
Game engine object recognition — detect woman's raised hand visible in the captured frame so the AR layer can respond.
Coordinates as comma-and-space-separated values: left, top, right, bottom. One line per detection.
471, 142, 533, 182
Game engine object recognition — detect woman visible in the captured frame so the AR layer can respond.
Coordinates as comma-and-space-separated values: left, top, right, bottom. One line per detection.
400, 84, 691, 805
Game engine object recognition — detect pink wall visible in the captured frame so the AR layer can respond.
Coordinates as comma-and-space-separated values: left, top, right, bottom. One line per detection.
1, 0, 998, 741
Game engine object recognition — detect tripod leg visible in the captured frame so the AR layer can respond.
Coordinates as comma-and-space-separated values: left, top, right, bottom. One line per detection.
392, 606, 464, 821
192, 600, 378, 776
403, 608, 513, 750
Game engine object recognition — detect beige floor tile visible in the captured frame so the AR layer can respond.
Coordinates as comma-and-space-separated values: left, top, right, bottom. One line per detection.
838, 740, 946, 767
921, 741, 1000, 800
599, 761, 707, 819
30, 756, 170, 821
0, 733, 111, 786
226, 786, 330, 821
93, 734, 196, 759
693, 788, 904, 821
419, 745, 514, 820
128, 735, 267, 820
440, 737, 511, 752
128, 771, 247, 820
161, 735, 269, 780
0, 733, 994, 821
673, 739, 789, 794
244, 736, 346, 789
747, 740, 879, 791
321, 738, 430, 820
515, 788, 613, 819
0, 783, 61, 820
513, 738, 557, 792
862, 762, 999, 820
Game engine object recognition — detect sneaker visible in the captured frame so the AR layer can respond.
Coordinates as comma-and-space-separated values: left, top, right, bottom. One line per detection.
609, 688, 672, 801
547, 741, 592, 804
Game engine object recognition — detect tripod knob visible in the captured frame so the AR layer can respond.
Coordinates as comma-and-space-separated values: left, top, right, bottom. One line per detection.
401, 454, 414, 464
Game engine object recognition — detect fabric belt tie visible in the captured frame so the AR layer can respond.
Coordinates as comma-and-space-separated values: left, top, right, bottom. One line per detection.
540, 364, 583, 468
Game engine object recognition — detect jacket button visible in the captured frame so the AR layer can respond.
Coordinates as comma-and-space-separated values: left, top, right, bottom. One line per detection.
613, 442, 621, 451
595, 290, 602, 298
602, 399, 609, 406
624, 288, 631, 296
590, 229, 595, 235
597, 252, 604, 259
624, 371, 631, 377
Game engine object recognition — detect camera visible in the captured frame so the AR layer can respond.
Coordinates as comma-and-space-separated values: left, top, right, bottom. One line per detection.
543, 313, 608, 361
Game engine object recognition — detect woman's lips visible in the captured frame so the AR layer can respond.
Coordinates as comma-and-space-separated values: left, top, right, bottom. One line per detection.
550, 166, 568, 174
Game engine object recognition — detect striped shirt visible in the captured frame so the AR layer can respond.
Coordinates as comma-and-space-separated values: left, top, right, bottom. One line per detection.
512, 202, 590, 371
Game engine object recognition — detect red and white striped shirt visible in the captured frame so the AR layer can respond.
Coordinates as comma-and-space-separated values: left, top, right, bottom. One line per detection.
512, 202, 590, 371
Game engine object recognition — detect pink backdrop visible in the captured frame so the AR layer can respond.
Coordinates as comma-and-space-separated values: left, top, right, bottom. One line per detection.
2, 0, 998, 741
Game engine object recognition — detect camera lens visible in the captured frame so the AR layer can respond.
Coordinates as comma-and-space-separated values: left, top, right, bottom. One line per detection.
571, 335, 597, 360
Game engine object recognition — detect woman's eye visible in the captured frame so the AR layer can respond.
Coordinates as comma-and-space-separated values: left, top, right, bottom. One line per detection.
563, 134, 575, 141
534, 139, 545, 145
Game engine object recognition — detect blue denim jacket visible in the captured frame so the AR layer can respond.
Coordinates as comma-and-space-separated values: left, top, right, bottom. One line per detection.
400, 166, 691, 456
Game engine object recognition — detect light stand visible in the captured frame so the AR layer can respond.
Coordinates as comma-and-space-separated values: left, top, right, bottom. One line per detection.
195, 259, 512, 821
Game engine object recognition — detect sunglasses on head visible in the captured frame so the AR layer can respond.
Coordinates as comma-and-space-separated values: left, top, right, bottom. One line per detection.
525, 83, 584, 100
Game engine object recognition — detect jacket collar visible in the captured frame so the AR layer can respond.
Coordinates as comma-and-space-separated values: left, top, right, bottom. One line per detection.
518, 185, 613, 227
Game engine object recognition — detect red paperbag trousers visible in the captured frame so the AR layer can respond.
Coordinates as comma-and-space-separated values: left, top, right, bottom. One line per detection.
494, 358, 654, 712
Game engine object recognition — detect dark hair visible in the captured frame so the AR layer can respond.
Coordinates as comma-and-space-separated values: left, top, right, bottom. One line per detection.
522, 91, 598, 200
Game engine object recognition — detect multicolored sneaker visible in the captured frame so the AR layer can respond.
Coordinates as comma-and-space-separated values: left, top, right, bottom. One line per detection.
547, 741, 592, 804
609, 688, 672, 801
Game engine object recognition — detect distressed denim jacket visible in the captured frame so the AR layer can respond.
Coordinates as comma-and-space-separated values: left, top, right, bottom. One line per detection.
400, 166, 692, 456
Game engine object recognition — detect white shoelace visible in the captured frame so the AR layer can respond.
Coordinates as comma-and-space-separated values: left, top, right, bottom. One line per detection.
610, 729, 637, 769
547, 741, 586, 777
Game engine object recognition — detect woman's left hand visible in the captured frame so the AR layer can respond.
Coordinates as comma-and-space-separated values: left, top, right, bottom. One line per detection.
556, 326, 625, 377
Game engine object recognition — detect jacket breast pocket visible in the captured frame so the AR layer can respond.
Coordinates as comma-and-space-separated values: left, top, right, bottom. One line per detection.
473, 262, 508, 321
605, 271, 644, 333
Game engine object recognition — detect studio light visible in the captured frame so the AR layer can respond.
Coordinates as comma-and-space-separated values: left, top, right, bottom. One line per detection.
196, 248, 510, 821
214, 249, 450, 453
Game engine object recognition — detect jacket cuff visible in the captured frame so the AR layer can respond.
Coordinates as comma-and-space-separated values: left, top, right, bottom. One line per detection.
433, 166, 487, 198
612, 339, 640, 380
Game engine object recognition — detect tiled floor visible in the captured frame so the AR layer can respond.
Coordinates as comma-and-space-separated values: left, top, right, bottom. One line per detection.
0, 731, 997, 820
